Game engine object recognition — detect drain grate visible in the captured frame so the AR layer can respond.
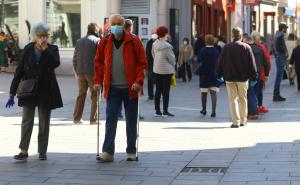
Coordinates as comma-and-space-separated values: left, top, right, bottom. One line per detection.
181, 167, 228, 174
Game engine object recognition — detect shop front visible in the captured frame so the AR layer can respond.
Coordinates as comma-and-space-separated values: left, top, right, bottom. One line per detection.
192, 0, 227, 40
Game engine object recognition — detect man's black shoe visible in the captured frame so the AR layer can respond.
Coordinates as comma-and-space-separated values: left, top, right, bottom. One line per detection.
273, 96, 286, 102
39, 153, 47, 160
163, 112, 175, 117
14, 153, 28, 160
230, 124, 239, 128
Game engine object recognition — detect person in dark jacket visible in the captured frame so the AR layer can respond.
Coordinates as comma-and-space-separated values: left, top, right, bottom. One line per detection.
290, 39, 300, 91
5, 23, 63, 161
73, 23, 100, 125
272, 23, 288, 101
198, 34, 220, 117
243, 35, 270, 120
217, 27, 257, 128
146, 30, 158, 100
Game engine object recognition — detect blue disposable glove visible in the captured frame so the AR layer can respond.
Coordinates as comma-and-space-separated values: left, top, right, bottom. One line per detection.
217, 77, 224, 83
250, 80, 257, 87
5, 97, 15, 108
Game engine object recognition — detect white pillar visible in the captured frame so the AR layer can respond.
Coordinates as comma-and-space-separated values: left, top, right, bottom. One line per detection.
81, 0, 108, 37
157, 0, 168, 27
107, 0, 120, 15
18, 0, 44, 48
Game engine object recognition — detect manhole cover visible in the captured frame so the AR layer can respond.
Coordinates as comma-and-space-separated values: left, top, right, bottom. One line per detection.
181, 167, 228, 174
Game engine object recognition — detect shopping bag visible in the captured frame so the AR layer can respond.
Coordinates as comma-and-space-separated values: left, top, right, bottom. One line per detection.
170, 74, 176, 88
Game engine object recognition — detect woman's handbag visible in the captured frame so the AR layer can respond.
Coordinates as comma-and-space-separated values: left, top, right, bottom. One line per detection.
16, 79, 38, 99
170, 74, 177, 88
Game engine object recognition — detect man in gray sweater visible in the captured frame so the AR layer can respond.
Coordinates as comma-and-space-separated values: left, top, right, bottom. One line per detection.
73, 23, 100, 125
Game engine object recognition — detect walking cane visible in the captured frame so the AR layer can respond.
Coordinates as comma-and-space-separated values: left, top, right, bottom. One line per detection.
135, 91, 141, 161
96, 86, 102, 160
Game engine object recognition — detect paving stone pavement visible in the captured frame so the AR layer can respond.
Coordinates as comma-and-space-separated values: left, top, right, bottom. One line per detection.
0, 58, 300, 185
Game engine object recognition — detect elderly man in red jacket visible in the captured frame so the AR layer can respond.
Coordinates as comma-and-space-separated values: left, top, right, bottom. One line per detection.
94, 14, 147, 162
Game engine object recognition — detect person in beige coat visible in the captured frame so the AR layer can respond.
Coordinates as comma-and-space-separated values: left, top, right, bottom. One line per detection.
286, 33, 297, 85
178, 38, 194, 82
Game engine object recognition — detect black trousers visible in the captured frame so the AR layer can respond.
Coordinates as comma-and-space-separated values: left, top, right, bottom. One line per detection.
181, 63, 192, 82
154, 73, 172, 113
297, 72, 300, 91
147, 66, 154, 98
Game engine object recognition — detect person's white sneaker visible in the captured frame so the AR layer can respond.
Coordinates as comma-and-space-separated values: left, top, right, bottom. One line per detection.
126, 153, 137, 161
96, 152, 114, 162
73, 119, 83, 124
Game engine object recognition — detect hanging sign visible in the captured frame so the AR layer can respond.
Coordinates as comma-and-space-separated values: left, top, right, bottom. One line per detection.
243, 0, 258, 6
227, 0, 236, 11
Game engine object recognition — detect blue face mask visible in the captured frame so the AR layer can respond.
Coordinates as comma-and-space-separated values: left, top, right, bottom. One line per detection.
110, 25, 123, 36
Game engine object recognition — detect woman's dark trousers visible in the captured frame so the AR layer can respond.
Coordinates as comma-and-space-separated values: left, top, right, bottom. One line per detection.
19, 104, 51, 154
154, 73, 172, 113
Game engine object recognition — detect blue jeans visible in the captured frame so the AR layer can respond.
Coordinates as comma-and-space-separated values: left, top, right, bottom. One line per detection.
273, 56, 286, 97
103, 87, 138, 155
247, 83, 258, 115
255, 80, 264, 106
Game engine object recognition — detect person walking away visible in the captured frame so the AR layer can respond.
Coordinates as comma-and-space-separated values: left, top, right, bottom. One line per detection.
0, 32, 8, 72
178, 38, 193, 82
146, 30, 158, 100
290, 39, 300, 91
251, 31, 271, 113
73, 23, 100, 125
286, 33, 297, 85
243, 35, 270, 120
152, 26, 176, 117
217, 27, 257, 128
5, 23, 63, 160
272, 23, 288, 101
93, 14, 147, 162
198, 34, 220, 117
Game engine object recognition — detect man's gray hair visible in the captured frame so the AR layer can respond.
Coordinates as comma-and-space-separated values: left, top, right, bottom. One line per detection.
31, 22, 50, 37
232, 27, 243, 40
251, 31, 261, 42
109, 14, 125, 25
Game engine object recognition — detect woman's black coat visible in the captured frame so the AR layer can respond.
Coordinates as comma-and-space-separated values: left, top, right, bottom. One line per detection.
9, 42, 63, 110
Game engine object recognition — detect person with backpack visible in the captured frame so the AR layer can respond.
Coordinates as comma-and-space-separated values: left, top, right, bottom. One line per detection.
243, 35, 270, 120
251, 31, 271, 113
93, 14, 147, 162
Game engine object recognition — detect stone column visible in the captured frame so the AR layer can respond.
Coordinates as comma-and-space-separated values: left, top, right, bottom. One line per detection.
157, 0, 168, 27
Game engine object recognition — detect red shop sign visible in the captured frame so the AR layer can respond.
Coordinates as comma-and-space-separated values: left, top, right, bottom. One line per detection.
226, 0, 236, 11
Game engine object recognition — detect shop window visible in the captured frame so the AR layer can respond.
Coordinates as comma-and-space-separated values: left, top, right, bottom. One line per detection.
0, 0, 19, 36
46, 0, 81, 48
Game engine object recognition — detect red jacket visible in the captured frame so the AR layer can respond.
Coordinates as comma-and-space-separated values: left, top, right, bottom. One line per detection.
256, 41, 271, 80
94, 32, 148, 99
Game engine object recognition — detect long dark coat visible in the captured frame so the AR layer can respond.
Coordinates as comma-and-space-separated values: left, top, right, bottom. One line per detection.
9, 42, 63, 110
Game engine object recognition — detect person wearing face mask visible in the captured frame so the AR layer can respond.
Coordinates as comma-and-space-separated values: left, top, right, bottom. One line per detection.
72, 23, 100, 125
178, 38, 194, 82
146, 30, 158, 100
93, 14, 148, 162
5, 23, 63, 161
